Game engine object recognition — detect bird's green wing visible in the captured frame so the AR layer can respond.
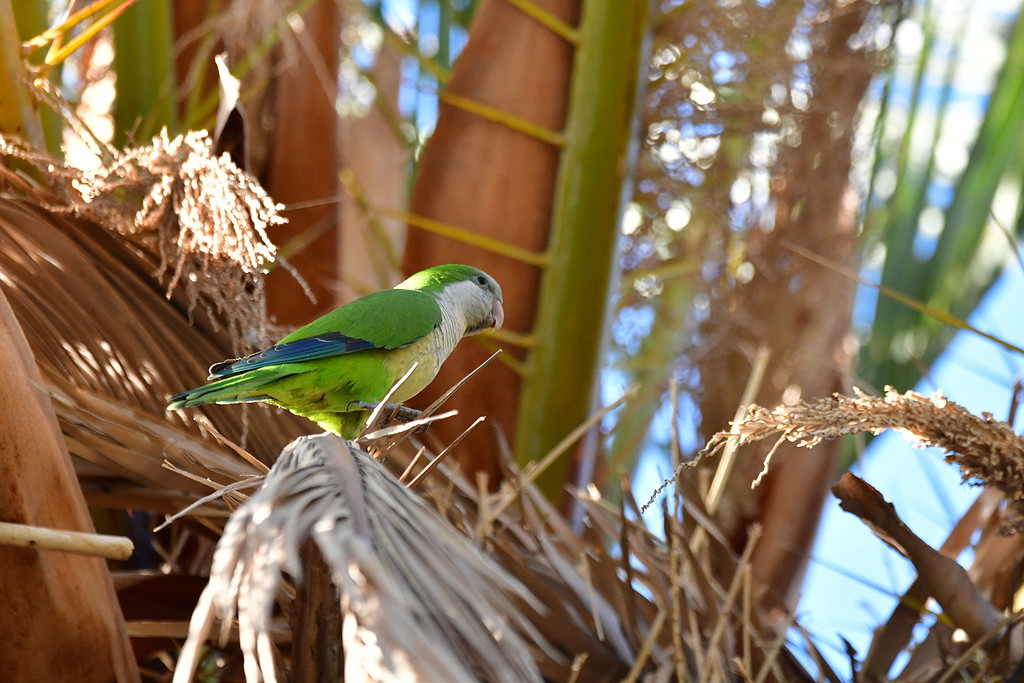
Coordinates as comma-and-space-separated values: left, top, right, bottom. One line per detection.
210, 289, 441, 378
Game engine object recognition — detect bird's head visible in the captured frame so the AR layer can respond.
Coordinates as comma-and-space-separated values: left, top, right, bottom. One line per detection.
397, 264, 504, 336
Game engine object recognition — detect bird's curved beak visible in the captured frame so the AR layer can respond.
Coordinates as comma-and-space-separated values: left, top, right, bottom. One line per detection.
491, 299, 505, 330
467, 299, 505, 335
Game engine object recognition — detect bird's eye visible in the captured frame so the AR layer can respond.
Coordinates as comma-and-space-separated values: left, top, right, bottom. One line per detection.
475, 275, 487, 286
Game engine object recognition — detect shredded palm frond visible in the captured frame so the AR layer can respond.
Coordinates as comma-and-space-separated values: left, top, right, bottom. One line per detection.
173, 434, 544, 683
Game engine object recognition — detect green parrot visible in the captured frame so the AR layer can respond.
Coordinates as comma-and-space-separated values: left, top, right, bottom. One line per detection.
168, 264, 504, 439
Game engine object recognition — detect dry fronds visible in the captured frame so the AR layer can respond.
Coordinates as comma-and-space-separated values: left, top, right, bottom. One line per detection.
388, 434, 825, 682
0, 131, 286, 348
692, 386, 1024, 531
47, 375, 260, 490
832, 473, 1004, 641
173, 434, 544, 683
0, 198, 309, 477
861, 487, 1005, 675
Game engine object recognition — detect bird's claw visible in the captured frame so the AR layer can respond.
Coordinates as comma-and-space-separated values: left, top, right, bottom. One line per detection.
349, 401, 429, 433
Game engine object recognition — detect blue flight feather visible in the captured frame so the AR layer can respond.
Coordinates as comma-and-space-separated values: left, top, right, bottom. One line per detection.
208, 332, 379, 378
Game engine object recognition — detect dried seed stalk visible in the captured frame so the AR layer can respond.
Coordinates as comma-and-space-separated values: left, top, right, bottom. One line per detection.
694, 387, 1024, 532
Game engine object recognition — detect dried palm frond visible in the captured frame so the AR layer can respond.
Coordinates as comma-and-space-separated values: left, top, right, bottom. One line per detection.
47, 376, 259, 492
0, 127, 314, 499
173, 434, 545, 683
380, 429, 827, 682
0, 198, 310, 486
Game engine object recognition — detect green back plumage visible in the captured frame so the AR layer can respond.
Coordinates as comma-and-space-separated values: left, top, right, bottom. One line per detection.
197, 288, 441, 379
280, 288, 441, 347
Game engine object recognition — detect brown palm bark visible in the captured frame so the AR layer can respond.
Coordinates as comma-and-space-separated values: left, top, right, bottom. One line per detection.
339, 38, 407, 294
698, 0, 877, 610
261, 0, 342, 324
0, 286, 138, 681
403, 0, 580, 481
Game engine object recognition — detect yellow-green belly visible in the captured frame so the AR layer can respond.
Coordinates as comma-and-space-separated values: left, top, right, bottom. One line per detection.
260, 340, 441, 438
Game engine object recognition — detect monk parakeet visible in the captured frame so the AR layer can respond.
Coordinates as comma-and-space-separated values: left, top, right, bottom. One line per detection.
168, 264, 504, 438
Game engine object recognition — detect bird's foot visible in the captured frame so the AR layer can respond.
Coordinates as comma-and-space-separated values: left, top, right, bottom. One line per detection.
349, 401, 427, 433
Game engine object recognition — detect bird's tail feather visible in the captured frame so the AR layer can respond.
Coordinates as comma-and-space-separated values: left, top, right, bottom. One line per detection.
167, 372, 285, 411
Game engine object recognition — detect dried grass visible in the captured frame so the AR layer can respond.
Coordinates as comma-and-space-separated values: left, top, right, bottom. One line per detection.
377, 432, 826, 682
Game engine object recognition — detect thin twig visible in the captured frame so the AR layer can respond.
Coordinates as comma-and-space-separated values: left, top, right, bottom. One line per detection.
408, 416, 485, 488
154, 475, 263, 532
398, 446, 428, 484
621, 609, 667, 683
706, 345, 770, 510
358, 363, 419, 438
488, 390, 634, 521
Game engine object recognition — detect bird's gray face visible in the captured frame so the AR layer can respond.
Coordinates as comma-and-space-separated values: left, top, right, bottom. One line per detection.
464, 272, 504, 335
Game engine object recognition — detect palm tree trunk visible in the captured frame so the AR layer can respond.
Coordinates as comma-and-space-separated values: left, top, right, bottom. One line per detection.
698, 0, 876, 609
0, 286, 139, 682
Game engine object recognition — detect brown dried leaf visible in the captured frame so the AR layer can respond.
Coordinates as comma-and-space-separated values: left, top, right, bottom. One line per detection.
832, 473, 1002, 641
